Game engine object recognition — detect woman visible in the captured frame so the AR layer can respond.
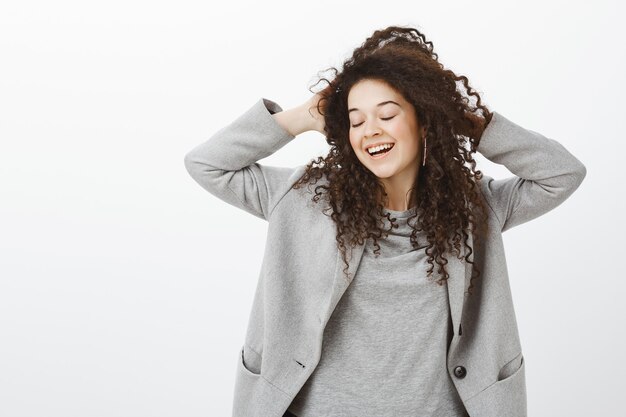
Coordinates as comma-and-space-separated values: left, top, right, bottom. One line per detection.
184, 25, 586, 417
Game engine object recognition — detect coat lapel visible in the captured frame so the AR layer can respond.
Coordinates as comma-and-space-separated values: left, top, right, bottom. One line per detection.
447, 230, 473, 336
321, 230, 473, 338
320, 243, 366, 328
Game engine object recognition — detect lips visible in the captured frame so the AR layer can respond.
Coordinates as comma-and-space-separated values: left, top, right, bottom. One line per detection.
367, 144, 394, 159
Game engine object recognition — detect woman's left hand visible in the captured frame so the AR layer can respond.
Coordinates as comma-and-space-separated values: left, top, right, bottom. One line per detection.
461, 110, 492, 140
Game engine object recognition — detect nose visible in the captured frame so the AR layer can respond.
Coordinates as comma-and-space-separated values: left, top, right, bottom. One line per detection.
363, 119, 382, 139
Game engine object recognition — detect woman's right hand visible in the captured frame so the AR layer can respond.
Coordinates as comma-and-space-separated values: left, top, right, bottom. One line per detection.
302, 86, 332, 134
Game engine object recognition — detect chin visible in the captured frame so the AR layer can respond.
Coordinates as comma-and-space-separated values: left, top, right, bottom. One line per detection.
368, 167, 397, 179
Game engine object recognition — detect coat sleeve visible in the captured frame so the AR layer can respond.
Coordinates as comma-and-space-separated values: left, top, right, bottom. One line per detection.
183, 97, 300, 221
476, 111, 587, 232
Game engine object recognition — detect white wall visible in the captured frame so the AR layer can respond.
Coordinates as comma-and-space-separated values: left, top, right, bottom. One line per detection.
1, 0, 623, 416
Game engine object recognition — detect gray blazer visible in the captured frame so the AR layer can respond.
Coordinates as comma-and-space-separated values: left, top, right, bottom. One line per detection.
184, 98, 586, 417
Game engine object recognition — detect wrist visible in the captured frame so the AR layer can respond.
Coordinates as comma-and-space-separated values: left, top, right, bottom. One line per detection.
271, 105, 313, 136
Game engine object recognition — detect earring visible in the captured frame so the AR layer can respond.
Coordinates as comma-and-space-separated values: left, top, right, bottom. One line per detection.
422, 135, 428, 166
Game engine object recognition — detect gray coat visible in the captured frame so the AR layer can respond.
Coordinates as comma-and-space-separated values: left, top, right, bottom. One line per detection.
184, 98, 586, 417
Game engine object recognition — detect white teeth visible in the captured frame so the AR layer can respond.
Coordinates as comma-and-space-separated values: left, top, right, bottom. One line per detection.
367, 143, 393, 154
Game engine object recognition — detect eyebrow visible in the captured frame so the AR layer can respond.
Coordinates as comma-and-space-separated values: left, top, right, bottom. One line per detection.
348, 100, 400, 114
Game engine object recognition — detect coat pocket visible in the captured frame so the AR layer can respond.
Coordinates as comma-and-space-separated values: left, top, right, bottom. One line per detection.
465, 352, 527, 417
240, 344, 262, 376
497, 351, 524, 381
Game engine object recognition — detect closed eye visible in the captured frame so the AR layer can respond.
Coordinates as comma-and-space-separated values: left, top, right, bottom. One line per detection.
351, 116, 395, 128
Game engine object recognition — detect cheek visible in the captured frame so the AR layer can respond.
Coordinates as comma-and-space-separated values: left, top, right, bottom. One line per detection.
349, 134, 360, 153
392, 123, 420, 152
390, 120, 411, 137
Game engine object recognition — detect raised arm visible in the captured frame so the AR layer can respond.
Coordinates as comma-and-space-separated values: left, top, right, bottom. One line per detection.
183, 98, 315, 221
476, 111, 587, 232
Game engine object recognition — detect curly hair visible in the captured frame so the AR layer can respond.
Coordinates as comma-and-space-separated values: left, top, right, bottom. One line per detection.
291, 25, 494, 296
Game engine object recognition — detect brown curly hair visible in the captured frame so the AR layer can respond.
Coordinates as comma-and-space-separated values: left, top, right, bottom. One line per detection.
291, 25, 494, 296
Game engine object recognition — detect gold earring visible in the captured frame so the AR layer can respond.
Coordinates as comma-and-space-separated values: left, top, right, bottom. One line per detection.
422, 135, 428, 166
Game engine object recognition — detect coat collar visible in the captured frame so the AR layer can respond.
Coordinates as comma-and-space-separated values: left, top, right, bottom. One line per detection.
321, 230, 473, 337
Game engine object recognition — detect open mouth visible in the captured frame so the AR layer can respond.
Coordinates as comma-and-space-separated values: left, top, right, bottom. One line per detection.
367, 143, 394, 159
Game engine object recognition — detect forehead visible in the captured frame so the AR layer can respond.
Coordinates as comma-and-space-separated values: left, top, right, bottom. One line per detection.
347, 79, 402, 108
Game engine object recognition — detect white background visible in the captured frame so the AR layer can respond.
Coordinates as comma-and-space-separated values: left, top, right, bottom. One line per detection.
1, 1, 624, 416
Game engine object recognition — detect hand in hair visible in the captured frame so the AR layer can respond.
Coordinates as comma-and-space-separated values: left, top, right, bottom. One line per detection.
461, 110, 493, 143
303, 84, 334, 135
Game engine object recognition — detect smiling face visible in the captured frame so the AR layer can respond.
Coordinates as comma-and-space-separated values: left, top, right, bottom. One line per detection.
348, 78, 427, 206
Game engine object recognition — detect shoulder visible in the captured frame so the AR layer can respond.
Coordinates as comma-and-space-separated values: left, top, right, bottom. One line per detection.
473, 174, 500, 219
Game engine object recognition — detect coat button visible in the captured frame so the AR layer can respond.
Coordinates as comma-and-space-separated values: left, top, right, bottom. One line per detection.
453, 366, 467, 378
